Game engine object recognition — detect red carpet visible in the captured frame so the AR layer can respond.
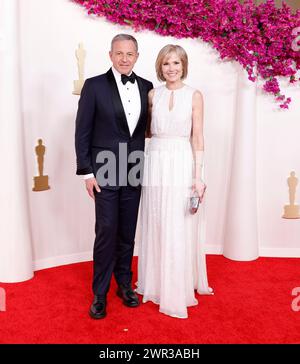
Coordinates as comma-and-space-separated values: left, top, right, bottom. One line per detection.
0, 256, 299, 344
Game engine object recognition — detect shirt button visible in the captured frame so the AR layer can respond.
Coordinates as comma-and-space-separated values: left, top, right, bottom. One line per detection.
128, 100, 130, 102
128, 113, 131, 115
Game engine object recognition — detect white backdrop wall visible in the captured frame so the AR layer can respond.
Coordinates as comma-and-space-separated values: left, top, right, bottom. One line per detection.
0, 0, 299, 282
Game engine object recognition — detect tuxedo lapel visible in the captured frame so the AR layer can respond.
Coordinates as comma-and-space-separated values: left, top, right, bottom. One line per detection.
106, 68, 130, 137
106, 68, 147, 139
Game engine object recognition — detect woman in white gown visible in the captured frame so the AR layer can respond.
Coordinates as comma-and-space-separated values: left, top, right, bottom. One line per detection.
136, 44, 213, 319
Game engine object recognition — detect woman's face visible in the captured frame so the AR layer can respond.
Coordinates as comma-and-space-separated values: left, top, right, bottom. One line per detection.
161, 52, 183, 83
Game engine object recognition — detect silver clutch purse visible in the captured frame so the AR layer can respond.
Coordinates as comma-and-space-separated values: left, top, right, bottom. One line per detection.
190, 186, 206, 214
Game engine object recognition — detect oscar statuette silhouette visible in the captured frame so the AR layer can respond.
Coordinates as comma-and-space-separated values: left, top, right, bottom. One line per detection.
282, 171, 300, 219
32, 139, 50, 191
73, 42, 86, 95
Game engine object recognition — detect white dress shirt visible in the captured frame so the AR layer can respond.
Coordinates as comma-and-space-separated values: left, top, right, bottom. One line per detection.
83, 66, 141, 180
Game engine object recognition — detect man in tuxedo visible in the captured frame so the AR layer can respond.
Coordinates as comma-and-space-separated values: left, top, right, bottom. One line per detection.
75, 34, 153, 319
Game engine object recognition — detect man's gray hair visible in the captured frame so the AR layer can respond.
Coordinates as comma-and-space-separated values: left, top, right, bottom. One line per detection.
111, 34, 138, 52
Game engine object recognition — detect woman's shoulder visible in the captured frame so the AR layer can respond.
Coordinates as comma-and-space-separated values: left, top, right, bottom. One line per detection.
185, 85, 203, 102
183, 85, 203, 109
148, 85, 165, 98
185, 84, 202, 95
154, 85, 166, 92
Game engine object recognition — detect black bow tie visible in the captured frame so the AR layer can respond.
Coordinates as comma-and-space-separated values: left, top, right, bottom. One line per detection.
121, 73, 136, 85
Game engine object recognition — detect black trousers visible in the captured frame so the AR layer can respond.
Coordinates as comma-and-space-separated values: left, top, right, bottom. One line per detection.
92, 186, 141, 296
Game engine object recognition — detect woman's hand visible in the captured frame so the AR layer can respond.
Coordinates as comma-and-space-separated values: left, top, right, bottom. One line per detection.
192, 179, 206, 202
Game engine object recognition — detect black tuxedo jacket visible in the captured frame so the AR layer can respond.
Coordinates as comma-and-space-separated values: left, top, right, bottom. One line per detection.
75, 68, 153, 189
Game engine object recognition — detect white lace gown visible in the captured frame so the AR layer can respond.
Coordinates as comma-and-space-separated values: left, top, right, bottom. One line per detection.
136, 84, 213, 319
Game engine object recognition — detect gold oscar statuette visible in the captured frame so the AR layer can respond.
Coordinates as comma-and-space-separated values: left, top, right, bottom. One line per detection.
282, 171, 300, 219
32, 139, 50, 192
73, 42, 86, 95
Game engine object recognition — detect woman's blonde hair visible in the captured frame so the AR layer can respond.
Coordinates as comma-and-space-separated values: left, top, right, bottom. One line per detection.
155, 44, 188, 82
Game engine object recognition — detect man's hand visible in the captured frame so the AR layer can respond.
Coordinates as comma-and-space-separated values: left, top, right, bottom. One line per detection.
85, 177, 101, 200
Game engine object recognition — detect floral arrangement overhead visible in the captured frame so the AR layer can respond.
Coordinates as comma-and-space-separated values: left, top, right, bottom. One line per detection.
72, 0, 300, 109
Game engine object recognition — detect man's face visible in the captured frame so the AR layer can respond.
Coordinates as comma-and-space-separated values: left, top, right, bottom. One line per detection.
109, 40, 139, 75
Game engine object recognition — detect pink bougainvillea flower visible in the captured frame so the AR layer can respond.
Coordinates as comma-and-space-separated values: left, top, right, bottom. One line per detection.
72, 0, 300, 109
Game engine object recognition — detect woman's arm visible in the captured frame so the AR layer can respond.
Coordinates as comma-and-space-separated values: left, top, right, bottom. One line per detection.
145, 89, 154, 139
191, 90, 206, 195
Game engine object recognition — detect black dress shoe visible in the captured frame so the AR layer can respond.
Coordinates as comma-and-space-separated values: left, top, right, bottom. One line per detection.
116, 284, 140, 307
89, 295, 107, 319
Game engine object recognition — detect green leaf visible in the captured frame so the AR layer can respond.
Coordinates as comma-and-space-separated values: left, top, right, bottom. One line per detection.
124, 19, 133, 25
